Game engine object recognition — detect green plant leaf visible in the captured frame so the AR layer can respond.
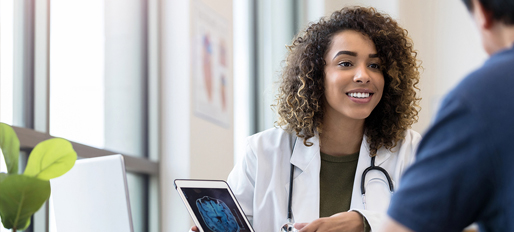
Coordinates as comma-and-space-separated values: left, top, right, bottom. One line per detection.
0, 172, 7, 183
0, 174, 50, 230
0, 123, 20, 174
23, 138, 77, 180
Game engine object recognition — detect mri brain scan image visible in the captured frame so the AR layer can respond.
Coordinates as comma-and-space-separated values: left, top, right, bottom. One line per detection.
196, 196, 240, 232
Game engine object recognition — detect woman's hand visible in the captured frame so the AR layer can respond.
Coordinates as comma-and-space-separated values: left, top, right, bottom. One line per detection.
190, 225, 199, 232
294, 211, 364, 232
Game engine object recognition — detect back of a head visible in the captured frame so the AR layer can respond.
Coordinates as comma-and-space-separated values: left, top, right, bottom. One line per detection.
462, 0, 514, 25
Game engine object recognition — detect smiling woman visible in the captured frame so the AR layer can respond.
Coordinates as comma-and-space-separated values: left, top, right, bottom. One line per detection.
276, 7, 421, 155
222, 6, 422, 232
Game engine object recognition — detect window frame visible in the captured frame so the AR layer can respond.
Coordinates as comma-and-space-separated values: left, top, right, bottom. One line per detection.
2, 0, 162, 231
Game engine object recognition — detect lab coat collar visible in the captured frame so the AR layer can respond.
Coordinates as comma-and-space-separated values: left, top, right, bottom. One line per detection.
349, 134, 392, 210
361, 134, 391, 166
289, 132, 320, 172
286, 132, 321, 223
289, 133, 391, 169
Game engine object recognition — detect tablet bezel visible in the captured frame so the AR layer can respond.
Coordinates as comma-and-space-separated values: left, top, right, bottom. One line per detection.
174, 179, 255, 232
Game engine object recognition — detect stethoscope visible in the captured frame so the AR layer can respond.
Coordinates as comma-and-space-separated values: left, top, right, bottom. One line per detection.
280, 138, 394, 232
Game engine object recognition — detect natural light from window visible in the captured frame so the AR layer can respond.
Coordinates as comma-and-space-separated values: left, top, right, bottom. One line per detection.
49, 0, 105, 148
0, 0, 14, 126
0, 0, 14, 229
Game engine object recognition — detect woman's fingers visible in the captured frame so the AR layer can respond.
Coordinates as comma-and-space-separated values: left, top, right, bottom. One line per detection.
294, 222, 309, 230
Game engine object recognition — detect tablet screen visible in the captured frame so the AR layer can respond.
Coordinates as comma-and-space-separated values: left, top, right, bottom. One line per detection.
180, 187, 252, 232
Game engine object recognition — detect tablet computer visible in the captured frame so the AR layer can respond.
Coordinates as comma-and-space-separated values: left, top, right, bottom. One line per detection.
174, 179, 254, 232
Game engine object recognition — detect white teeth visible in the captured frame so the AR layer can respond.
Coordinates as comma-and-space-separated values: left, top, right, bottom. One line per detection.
348, 92, 370, 98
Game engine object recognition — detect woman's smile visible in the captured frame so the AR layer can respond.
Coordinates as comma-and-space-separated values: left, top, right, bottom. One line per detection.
346, 89, 375, 103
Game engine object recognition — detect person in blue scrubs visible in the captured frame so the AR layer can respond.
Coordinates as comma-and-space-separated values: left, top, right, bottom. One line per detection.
382, 0, 514, 231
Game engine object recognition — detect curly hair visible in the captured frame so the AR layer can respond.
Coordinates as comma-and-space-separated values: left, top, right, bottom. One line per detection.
274, 6, 421, 156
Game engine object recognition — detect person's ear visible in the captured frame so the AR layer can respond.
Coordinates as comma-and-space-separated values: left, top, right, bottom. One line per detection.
472, 0, 495, 29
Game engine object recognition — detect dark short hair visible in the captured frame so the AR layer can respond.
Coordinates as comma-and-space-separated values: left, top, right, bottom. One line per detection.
462, 0, 514, 25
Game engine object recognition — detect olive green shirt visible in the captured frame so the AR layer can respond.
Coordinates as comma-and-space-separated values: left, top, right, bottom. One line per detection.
319, 151, 370, 232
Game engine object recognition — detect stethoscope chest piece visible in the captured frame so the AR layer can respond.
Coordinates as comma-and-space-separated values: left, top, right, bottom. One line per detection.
280, 222, 298, 232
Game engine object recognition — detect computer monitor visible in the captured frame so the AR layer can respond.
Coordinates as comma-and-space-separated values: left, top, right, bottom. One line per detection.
50, 154, 134, 232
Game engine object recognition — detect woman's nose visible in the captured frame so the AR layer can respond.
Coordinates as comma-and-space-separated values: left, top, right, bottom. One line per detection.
353, 65, 371, 83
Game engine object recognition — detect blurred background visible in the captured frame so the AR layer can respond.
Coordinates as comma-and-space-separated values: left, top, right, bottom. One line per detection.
0, 0, 487, 231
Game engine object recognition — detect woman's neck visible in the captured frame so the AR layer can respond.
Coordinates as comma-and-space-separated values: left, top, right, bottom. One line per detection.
319, 114, 364, 157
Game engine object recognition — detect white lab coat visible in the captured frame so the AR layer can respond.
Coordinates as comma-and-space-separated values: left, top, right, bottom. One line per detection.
227, 127, 421, 232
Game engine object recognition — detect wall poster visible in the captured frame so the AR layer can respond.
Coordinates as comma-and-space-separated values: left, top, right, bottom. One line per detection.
192, 0, 230, 128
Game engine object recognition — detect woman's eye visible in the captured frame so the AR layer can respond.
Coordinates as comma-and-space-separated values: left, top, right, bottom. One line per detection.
369, 63, 380, 69
338, 62, 352, 67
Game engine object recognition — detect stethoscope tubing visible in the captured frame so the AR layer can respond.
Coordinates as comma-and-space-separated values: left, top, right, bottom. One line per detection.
286, 138, 395, 223
360, 155, 394, 209
287, 163, 294, 222
287, 138, 298, 223
360, 156, 394, 195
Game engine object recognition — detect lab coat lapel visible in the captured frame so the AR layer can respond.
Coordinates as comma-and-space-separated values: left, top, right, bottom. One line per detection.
374, 146, 391, 167
350, 135, 391, 210
285, 133, 321, 223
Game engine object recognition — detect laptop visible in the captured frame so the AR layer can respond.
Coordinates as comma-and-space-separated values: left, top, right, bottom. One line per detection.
50, 154, 134, 232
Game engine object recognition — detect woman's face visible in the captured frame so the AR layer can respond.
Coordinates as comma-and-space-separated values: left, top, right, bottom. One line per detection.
323, 30, 384, 122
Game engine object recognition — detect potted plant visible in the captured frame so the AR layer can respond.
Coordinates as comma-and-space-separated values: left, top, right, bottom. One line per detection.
0, 122, 77, 232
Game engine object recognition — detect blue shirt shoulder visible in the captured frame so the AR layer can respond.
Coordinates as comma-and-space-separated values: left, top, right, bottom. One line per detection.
388, 46, 514, 232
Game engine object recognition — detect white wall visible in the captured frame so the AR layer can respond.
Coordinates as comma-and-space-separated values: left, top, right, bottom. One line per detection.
326, 0, 399, 19
161, 0, 191, 230
400, 0, 487, 133
161, 0, 234, 231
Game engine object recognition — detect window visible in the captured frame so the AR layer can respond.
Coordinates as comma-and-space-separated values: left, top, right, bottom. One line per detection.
48, 0, 153, 231
0, 0, 160, 231
49, 0, 148, 157
49, 0, 105, 148
0, 0, 14, 125
0, 0, 14, 229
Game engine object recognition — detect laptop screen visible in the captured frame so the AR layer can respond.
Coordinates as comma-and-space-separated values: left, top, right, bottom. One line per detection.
50, 155, 133, 232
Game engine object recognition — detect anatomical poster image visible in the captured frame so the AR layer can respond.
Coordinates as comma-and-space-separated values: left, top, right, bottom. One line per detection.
192, 0, 231, 127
